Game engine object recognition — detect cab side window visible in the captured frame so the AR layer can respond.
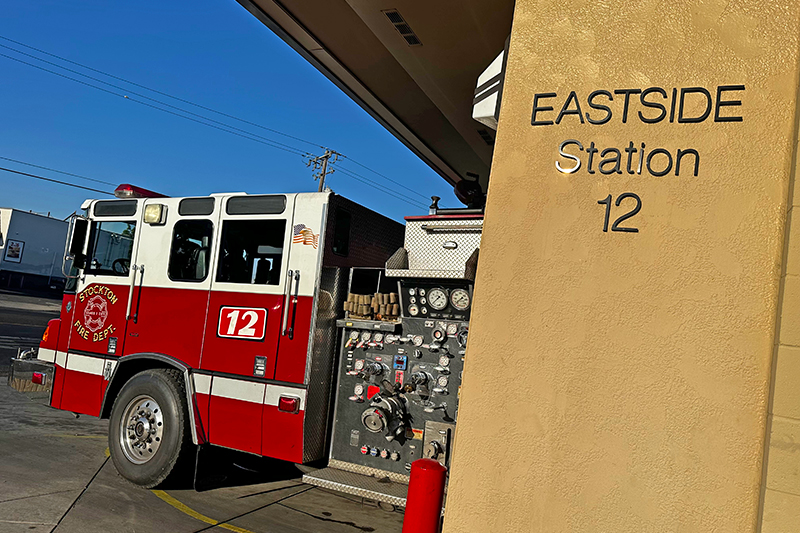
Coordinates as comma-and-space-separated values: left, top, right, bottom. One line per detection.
168, 220, 213, 282
216, 220, 286, 285
85, 221, 136, 276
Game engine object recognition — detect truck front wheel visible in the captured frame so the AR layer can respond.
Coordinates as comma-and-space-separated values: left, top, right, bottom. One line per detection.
108, 369, 192, 488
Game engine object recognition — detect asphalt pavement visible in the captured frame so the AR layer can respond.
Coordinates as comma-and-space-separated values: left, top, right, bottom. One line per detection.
0, 292, 405, 533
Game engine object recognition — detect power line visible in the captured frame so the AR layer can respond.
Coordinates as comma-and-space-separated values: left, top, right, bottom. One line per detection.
0, 52, 309, 157
0, 156, 117, 186
0, 34, 327, 151
337, 167, 427, 209
0, 45, 310, 157
339, 157, 430, 201
0, 166, 114, 195
0, 35, 435, 208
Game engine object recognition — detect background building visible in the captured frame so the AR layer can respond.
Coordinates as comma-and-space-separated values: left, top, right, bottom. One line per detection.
0, 208, 68, 293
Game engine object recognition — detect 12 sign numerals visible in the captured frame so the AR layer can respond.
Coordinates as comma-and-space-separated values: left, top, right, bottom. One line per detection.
597, 193, 641, 233
218, 306, 268, 340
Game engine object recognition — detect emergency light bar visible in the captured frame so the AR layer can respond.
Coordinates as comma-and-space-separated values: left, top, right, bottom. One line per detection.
114, 183, 167, 199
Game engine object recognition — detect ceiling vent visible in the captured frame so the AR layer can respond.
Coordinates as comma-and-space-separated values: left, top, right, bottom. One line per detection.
382, 9, 422, 46
477, 128, 495, 146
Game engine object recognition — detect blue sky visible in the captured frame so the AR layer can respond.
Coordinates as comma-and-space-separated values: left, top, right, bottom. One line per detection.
0, 0, 457, 221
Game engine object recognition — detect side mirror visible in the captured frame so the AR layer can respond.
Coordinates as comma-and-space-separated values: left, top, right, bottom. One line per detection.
68, 217, 89, 270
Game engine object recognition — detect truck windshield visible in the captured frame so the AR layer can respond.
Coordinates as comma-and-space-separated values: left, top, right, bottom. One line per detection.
84, 221, 137, 276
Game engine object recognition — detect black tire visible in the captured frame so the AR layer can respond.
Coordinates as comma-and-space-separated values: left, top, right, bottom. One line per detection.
108, 369, 192, 488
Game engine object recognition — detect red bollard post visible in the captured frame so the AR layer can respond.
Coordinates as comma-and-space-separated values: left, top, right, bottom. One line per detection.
402, 459, 447, 533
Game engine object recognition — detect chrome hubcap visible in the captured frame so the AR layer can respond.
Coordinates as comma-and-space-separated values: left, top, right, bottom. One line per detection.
119, 395, 164, 464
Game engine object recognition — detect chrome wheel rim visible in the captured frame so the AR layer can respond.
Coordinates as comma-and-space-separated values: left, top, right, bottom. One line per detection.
119, 394, 164, 465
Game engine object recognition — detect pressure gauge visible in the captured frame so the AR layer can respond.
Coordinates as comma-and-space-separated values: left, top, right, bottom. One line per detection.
450, 288, 470, 311
437, 375, 449, 388
360, 331, 371, 342
421, 307, 428, 315
385, 334, 398, 344
373, 333, 384, 343
419, 289, 426, 296
412, 335, 424, 346
446, 323, 458, 336
354, 359, 365, 371
428, 288, 448, 311
420, 297, 427, 305
432, 328, 446, 342
409, 297, 416, 304
408, 288, 416, 296
438, 355, 450, 367
354, 384, 364, 396
349, 331, 359, 340
408, 304, 419, 316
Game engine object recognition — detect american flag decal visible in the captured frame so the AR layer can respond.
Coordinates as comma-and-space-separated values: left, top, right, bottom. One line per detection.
293, 224, 319, 249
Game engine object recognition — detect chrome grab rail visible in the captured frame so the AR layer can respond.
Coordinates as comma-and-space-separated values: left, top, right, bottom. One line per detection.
281, 269, 294, 336
419, 223, 483, 231
125, 265, 139, 320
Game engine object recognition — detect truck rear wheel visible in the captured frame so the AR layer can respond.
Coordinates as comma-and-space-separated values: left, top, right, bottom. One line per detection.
108, 369, 192, 488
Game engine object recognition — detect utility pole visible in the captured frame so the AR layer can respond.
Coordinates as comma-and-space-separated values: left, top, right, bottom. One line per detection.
306, 149, 340, 192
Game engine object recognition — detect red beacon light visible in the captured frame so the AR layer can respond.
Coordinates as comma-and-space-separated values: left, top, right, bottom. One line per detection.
114, 184, 167, 199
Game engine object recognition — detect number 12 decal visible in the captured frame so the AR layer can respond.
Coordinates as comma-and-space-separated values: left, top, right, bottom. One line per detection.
597, 193, 641, 233
218, 307, 267, 340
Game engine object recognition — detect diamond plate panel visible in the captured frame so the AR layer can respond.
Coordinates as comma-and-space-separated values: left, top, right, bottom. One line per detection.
302, 467, 409, 507
329, 459, 410, 484
303, 266, 348, 462
386, 218, 483, 279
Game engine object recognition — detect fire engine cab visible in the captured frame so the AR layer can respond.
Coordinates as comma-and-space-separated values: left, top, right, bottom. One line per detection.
10, 183, 482, 506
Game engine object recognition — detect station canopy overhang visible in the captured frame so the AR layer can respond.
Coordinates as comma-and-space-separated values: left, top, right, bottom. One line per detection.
236, 0, 516, 192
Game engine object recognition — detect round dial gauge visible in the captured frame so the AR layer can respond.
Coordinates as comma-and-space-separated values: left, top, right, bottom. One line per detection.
354, 359, 365, 371
349, 331, 359, 340
385, 334, 398, 343
374, 333, 384, 343
438, 355, 450, 367
419, 289, 426, 296
446, 323, 458, 335
408, 304, 419, 316
354, 384, 364, 396
409, 297, 416, 304
428, 288, 448, 310
408, 288, 416, 296
432, 328, 446, 342
421, 307, 428, 315
420, 297, 427, 305
450, 289, 471, 311
360, 331, 371, 342
412, 335, 424, 346
437, 375, 449, 388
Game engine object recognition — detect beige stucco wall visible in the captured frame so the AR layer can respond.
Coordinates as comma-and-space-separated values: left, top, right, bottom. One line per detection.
444, 1, 800, 531
761, 126, 800, 532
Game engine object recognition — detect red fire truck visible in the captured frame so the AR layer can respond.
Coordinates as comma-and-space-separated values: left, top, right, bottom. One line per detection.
10, 184, 482, 505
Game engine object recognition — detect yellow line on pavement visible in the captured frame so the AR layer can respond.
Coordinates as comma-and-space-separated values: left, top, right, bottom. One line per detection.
151, 490, 255, 533
104, 447, 110, 458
